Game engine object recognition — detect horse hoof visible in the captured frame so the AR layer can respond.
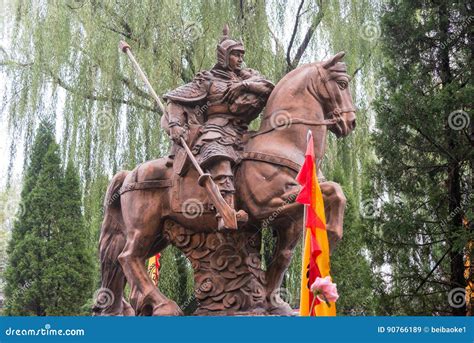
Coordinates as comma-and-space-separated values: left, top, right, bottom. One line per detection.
267, 302, 295, 316
122, 298, 135, 316
152, 301, 184, 316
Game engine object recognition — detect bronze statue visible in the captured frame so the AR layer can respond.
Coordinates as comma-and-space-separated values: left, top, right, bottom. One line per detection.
163, 25, 274, 230
94, 26, 356, 316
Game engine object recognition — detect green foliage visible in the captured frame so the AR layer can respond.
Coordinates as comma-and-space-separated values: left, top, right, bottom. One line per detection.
368, 0, 472, 315
331, 190, 377, 315
157, 246, 193, 312
4, 124, 94, 315
0, 185, 22, 311
261, 227, 275, 271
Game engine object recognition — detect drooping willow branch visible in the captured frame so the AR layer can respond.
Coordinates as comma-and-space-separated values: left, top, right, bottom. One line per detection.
48, 69, 156, 113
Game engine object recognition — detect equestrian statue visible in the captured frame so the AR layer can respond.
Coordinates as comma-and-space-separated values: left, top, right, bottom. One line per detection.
93, 26, 356, 316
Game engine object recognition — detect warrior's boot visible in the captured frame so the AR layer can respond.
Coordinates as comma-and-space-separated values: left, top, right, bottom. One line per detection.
216, 192, 248, 230
208, 160, 248, 230
165, 144, 179, 167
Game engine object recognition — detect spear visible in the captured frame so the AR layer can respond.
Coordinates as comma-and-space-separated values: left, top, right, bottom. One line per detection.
119, 41, 238, 230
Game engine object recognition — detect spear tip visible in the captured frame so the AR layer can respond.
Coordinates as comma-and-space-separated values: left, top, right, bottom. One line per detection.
119, 40, 131, 53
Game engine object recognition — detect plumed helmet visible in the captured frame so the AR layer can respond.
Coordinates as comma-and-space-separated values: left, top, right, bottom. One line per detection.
216, 24, 245, 68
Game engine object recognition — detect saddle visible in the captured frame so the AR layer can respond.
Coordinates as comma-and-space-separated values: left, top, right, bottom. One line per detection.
126, 127, 304, 217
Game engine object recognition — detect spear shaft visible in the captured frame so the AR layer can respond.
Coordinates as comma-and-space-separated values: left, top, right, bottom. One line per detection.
119, 41, 165, 113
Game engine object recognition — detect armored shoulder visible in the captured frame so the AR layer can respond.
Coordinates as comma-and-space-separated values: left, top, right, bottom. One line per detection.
163, 71, 211, 104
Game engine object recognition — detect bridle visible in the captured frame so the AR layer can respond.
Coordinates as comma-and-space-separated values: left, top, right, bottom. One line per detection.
251, 64, 355, 138
316, 64, 356, 119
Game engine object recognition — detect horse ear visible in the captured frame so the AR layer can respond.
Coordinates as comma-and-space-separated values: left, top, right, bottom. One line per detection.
322, 51, 346, 69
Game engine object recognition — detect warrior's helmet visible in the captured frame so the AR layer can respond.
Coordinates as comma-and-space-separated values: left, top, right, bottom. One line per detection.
216, 25, 245, 69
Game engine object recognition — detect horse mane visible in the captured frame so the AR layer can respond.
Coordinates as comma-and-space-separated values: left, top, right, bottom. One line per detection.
261, 62, 319, 121
270, 63, 317, 96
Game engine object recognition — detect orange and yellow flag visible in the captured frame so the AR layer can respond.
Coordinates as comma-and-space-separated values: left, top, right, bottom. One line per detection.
296, 133, 336, 316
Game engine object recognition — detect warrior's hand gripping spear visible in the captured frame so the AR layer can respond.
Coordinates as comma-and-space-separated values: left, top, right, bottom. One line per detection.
119, 40, 238, 230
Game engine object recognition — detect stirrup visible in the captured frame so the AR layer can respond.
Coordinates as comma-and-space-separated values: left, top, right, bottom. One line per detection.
236, 209, 248, 224
217, 209, 248, 230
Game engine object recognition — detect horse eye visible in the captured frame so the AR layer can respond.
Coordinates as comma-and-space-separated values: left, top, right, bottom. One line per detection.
337, 80, 348, 90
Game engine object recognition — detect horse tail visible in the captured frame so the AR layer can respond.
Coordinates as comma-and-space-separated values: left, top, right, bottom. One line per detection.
93, 170, 132, 315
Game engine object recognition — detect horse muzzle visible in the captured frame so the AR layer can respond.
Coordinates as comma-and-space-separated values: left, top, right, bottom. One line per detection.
329, 109, 356, 137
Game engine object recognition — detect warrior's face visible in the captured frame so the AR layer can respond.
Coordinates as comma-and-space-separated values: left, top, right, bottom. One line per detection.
228, 50, 244, 72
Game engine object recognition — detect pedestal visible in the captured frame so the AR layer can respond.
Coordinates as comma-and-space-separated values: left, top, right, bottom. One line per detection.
163, 220, 267, 315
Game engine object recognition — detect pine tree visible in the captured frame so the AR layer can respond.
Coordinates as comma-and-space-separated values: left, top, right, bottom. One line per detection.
4, 125, 94, 315
369, 0, 472, 315
41, 161, 95, 315
4, 122, 57, 315
158, 246, 193, 311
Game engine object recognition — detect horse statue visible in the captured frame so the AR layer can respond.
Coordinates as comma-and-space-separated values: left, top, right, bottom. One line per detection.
93, 52, 356, 316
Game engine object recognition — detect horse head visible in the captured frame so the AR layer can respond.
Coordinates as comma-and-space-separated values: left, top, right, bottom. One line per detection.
259, 52, 356, 140
314, 51, 356, 138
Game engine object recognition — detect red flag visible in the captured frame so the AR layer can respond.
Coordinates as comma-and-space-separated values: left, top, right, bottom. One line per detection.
296, 134, 325, 230
297, 132, 336, 316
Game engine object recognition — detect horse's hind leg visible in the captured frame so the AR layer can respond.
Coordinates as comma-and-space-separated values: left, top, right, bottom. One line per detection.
94, 170, 134, 316
96, 228, 133, 316
118, 225, 182, 316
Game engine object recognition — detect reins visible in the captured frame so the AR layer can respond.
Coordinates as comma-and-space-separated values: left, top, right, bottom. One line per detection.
250, 117, 340, 138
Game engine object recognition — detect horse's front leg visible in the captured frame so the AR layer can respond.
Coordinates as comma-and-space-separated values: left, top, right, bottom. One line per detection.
320, 181, 346, 253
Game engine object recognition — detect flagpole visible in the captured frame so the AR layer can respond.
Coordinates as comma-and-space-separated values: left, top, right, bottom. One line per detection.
301, 130, 312, 242
299, 130, 312, 316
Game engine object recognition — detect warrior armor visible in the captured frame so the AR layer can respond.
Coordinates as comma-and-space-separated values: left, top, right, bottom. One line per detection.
163, 25, 274, 228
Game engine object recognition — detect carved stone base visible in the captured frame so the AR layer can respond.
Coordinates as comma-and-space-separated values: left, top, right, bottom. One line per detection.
163, 220, 267, 315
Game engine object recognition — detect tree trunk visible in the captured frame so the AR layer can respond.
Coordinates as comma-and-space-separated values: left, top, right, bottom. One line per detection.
438, 1, 466, 316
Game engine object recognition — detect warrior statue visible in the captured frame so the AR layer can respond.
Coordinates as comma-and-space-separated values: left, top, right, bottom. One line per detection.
95, 25, 356, 316
162, 25, 274, 230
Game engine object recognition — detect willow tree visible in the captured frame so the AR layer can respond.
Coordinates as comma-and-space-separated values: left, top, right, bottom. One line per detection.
2, 0, 382, 314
